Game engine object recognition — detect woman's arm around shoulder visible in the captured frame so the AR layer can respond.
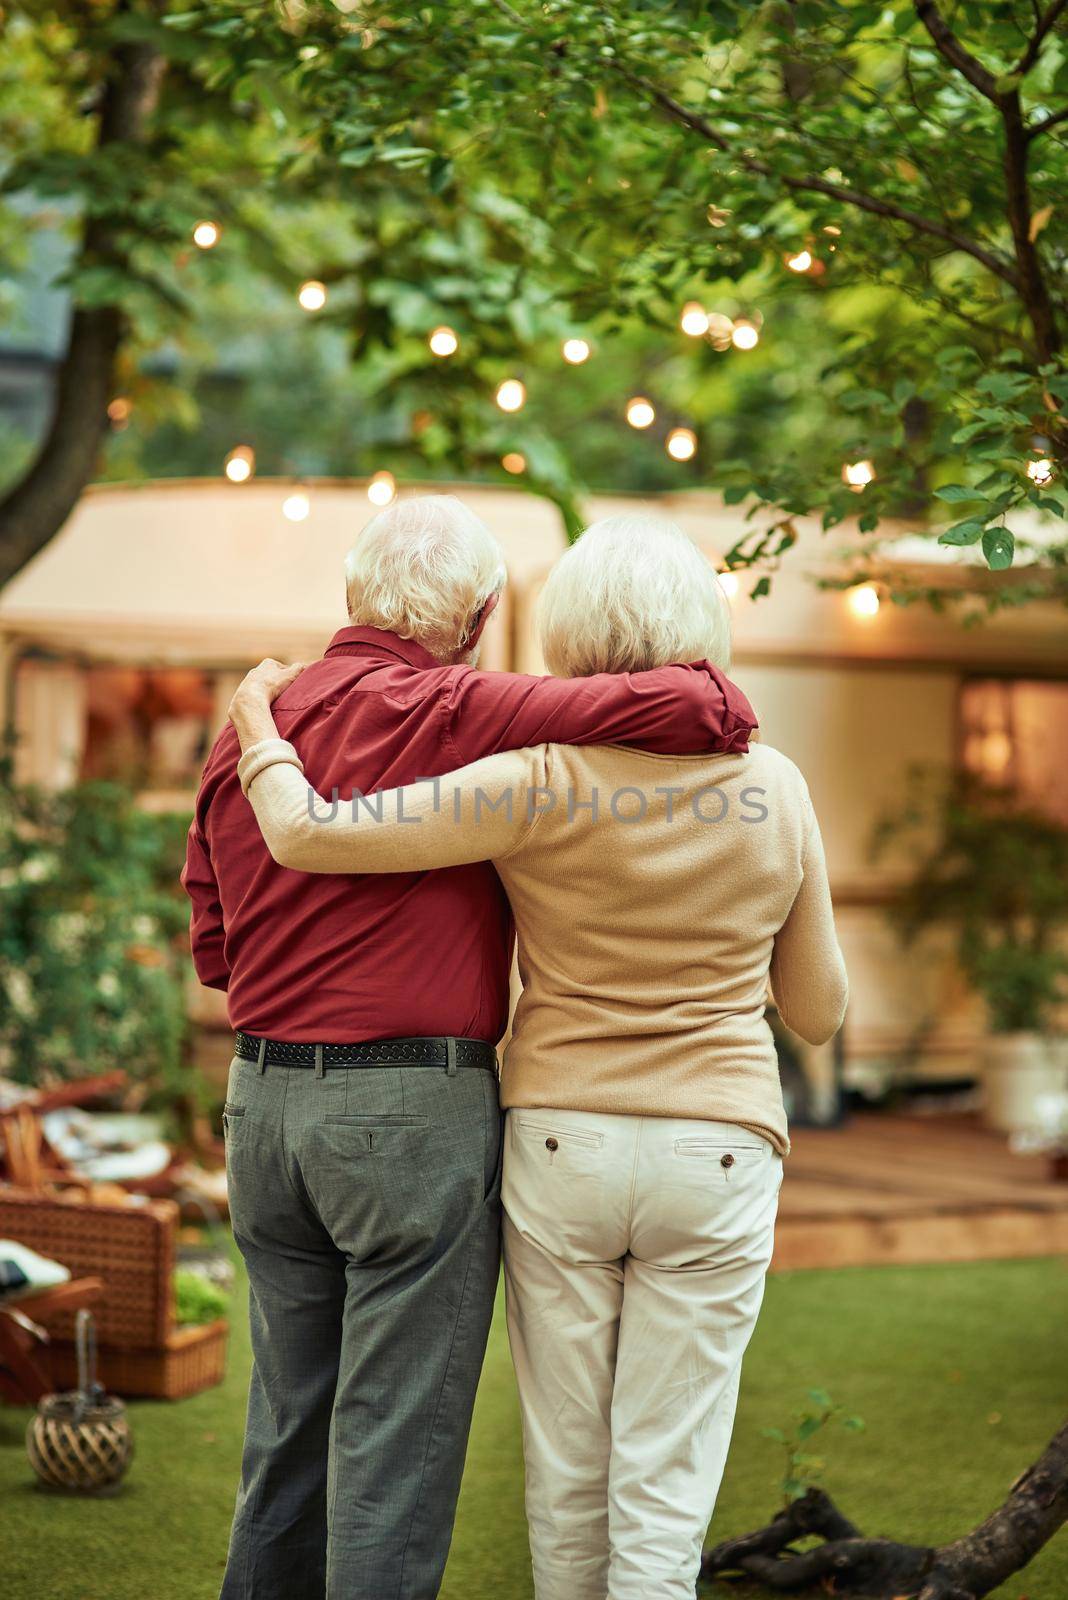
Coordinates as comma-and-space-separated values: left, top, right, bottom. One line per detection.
240, 741, 549, 875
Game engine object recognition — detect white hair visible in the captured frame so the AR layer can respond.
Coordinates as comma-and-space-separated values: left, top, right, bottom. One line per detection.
344, 495, 506, 660
537, 513, 732, 677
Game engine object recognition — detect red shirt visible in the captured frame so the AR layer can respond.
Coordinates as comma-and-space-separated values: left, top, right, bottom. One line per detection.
182, 626, 756, 1043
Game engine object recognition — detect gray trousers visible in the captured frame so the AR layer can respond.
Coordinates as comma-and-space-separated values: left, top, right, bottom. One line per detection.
220, 1054, 503, 1600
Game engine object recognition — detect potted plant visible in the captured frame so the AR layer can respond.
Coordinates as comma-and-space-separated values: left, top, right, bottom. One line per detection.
875, 774, 1068, 1133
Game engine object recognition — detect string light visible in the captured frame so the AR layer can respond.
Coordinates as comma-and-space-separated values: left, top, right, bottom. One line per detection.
192, 221, 220, 250
843, 459, 876, 491
848, 584, 881, 619
225, 446, 254, 483
718, 571, 739, 599
496, 379, 526, 413
107, 397, 131, 428
367, 470, 396, 506
502, 452, 527, 474
1027, 456, 1054, 486
680, 302, 710, 337
786, 249, 813, 273
562, 338, 591, 365
626, 397, 655, 429
282, 492, 310, 522
706, 312, 735, 351
666, 427, 697, 462
731, 320, 760, 351
298, 280, 327, 312
429, 325, 459, 357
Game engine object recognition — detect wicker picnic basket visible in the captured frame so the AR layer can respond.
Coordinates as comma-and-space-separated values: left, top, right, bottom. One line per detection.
50, 1318, 229, 1402
0, 1188, 176, 1348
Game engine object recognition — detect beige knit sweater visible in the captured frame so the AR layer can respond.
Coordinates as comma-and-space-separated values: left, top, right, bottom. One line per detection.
237, 737, 849, 1156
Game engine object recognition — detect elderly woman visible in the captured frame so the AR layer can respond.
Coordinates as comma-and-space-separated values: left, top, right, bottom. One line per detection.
229, 515, 848, 1600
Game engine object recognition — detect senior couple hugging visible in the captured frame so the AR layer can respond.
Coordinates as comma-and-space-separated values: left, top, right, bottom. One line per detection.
183, 494, 847, 1600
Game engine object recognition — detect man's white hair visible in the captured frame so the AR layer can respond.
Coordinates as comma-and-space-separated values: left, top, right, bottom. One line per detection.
344, 495, 506, 660
537, 513, 732, 677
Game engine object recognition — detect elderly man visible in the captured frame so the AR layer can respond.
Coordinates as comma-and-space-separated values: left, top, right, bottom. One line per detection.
183, 494, 756, 1600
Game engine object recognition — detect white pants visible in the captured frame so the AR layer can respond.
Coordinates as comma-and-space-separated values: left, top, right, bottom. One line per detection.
502, 1108, 782, 1600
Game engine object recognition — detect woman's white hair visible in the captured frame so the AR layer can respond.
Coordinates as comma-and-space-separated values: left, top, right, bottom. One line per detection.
344, 495, 506, 660
537, 513, 732, 677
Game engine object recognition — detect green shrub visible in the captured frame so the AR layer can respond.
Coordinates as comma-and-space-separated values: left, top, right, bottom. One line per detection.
174, 1271, 229, 1327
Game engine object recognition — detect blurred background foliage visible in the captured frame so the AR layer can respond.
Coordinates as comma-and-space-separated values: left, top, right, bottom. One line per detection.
0, 1, 1065, 600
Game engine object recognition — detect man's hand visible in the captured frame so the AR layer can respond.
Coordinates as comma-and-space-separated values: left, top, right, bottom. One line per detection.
228, 660, 306, 752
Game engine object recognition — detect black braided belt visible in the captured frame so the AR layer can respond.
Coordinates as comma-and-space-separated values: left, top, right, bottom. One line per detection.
234, 1032, 496, 1072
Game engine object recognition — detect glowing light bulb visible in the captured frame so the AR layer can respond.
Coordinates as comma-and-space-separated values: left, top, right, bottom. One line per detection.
843, 459, 876, 490
429, 325, 458, 357
283, 492, 310, 522
1027, 456, 1054, 487
786, 249, 813, 273
367, 470, 396, 506
718, 571, 739, 599
731, 320, 759, 351
225, 446, 254, 483
192, 221, 220, 250
666, 427, 697, 462
848, 584, 880, 619
680, 301, 710, 337
298, 280, 328, 312
501, 452, 527, 475
562, 338, 591, 365
626, 397, 655, 429
107, 397, 131, 426
495, 379, 526, 413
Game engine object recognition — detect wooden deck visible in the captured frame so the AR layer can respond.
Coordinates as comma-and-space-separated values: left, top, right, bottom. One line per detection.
774, 1112, 1068, 1271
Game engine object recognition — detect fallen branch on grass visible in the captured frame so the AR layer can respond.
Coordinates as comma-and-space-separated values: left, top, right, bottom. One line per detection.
701, 1416, 1068, 1598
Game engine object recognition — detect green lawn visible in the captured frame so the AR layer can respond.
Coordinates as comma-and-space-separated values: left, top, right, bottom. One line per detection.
2, 1257, 1065, 1600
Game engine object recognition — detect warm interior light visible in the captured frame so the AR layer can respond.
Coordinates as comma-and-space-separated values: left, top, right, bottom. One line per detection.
626, 396, 655, 429
666, 427, 697, 462
847, 583, 880, 618
225, 446, 254, 483
429, 325, 459, 357
298, 280, 328, 312
843, 458, 876, 490
786, 249, 813, 273
718, 571, 739, 599
730, 320, 759, 350
496, 379, 526, 413
680, 301, 710, 337
192, 221, 220, 250
367, 470, 396, 506
282, 492, 310, 522
1027, 456, 1054, 486
501, 452, 527, 474
562, 338, 591, 365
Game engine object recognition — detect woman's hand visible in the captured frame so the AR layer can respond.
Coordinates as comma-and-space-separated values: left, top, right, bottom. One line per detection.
228, 659, 306, 752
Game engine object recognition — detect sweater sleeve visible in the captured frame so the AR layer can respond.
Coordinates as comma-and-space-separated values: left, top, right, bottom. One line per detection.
238, 739, 545, 874
769, 805, 848, 1045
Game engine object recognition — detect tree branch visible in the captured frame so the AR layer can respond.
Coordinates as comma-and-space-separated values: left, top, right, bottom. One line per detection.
1000, 85, 1061, 359
614, 66, 1021, 287
1028, 105, 1068, 140
1017, 0, 1068, 75
0, 21, 166, 589
913, 1, 1000, 100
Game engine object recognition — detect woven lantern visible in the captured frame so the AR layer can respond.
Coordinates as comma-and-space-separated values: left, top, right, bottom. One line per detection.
27, 1310, 132, 1494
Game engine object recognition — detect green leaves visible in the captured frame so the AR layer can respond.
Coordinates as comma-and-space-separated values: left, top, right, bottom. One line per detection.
981, 526, 1015, 570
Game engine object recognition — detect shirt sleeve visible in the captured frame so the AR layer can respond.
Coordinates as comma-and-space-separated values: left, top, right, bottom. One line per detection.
769, 805, 849, 1045
180, 817, 231, 991
239, 739, 546, 874
443, 661, 756, 763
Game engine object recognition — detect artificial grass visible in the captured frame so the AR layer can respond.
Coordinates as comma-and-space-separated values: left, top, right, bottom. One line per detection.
1, 1256, 1065, 1600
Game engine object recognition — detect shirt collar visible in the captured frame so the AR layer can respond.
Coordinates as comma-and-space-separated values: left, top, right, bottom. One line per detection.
324, 625, 443, 671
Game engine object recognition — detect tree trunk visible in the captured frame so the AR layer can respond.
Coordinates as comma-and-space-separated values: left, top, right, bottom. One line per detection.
701, 1416, 1068, 1599
0, 30, 165, 591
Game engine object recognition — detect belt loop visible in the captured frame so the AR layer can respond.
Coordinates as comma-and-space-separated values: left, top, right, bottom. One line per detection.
256, 1036, 267, 1074
445, 1037, 457, 1077
315, 1044, 325, 1079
